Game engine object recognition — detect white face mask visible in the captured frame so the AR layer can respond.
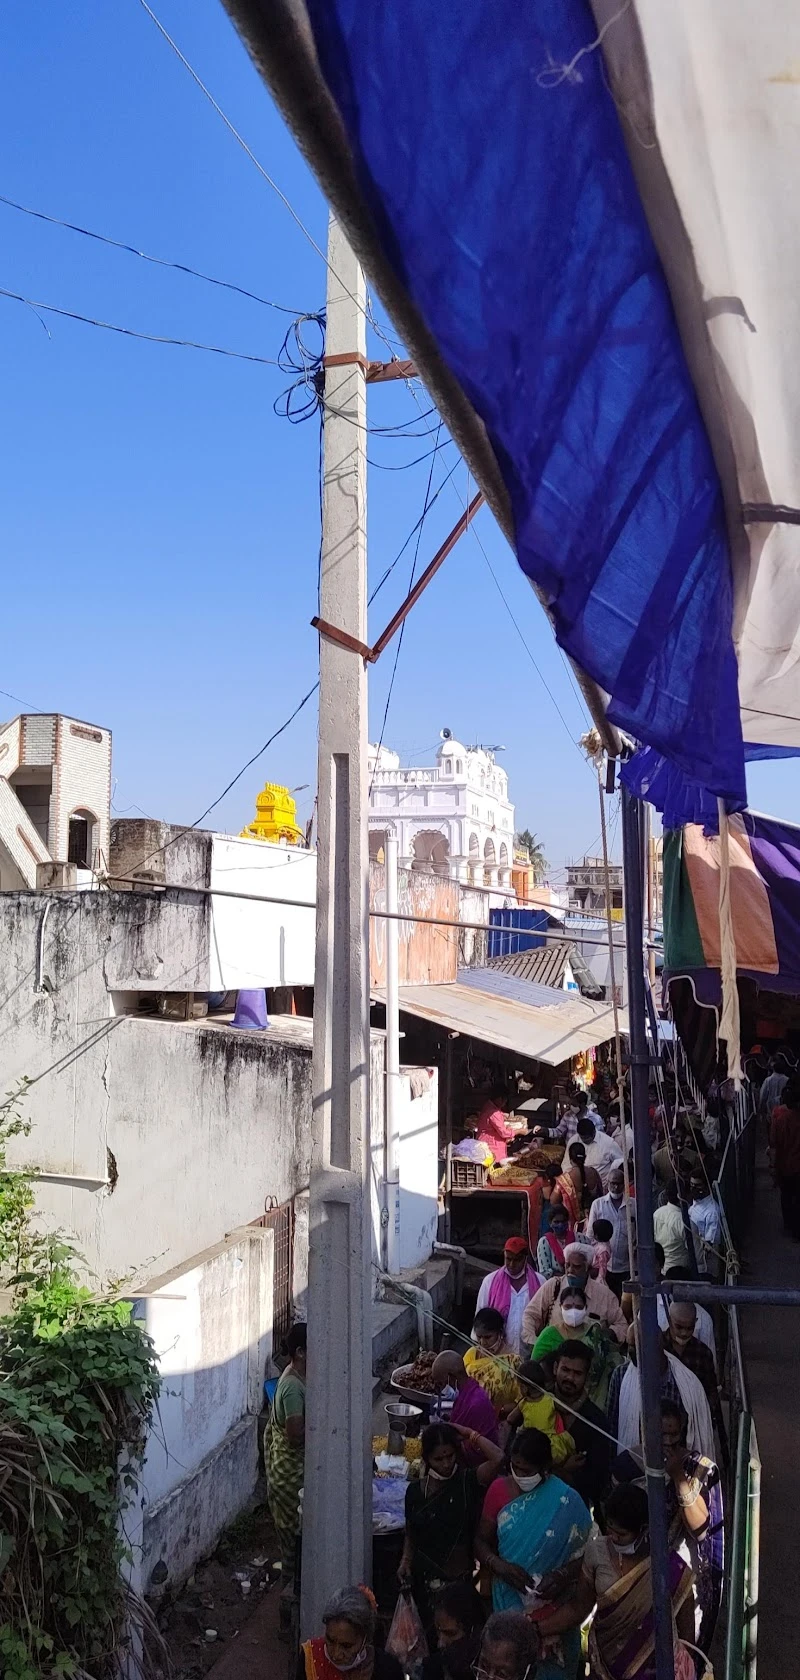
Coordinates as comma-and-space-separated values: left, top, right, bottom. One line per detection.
512, 1471, 542, 1492
562, 1307, 587, 1327
427, 1463, 457, 1482
613, 1535, 644, 1558
324, 1641, 368, 1672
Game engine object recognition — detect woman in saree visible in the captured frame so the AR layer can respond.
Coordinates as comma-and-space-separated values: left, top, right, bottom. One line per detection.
463, 1308, 522, 1414
661, 1400, 724, 1653
265, 1322, 306, 1620
477, 1428, 592, 1680
297, 1585, 403, 1680
551, 1142, 602, 1227
536, 1204, 575, 1281
399, 1421, 504, 1630
531, 1287, 624, 1411
539, 1483, 695, 1680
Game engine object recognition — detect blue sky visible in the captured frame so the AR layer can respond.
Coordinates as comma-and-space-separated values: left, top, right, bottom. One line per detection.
1, 2, 798, 876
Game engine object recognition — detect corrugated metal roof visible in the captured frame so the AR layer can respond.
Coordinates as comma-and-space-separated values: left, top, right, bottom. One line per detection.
384, 969, 628, 1068
488, 940, 605, 999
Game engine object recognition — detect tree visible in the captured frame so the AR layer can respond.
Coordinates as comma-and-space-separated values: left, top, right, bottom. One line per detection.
515, 829, 549, 884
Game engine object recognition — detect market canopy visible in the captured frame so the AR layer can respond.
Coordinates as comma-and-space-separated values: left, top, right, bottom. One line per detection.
380, 967, 628, 1068
225, 0, 800, 820
664, 811, 800, 1007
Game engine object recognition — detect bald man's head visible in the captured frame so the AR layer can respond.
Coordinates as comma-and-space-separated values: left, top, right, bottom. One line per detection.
431, 1351, 466, 1390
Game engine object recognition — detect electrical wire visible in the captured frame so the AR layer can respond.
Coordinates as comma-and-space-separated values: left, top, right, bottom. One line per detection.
368, 458, 463, 607
0, 684, 44, 713
121, 681, 321, 880
134, 0, 400, 361
0, 191, 305, 315
369, 429, 443, 791
0, 286, 283, 365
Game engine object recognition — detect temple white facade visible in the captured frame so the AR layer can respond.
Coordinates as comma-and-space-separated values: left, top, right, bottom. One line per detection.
368, 734, 515, 887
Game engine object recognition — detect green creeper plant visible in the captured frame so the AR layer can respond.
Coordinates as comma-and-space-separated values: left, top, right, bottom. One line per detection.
0, 1085, 163, 1677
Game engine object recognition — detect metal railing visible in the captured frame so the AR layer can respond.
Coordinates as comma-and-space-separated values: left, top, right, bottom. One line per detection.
724, 1306, 761, 1680
714, 1094, 761, 1680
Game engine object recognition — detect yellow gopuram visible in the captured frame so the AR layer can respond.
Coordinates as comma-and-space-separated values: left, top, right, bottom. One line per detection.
240, 782, 304, 845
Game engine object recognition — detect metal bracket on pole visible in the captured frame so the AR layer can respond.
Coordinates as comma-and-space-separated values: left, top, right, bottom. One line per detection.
311, 491, 484, 665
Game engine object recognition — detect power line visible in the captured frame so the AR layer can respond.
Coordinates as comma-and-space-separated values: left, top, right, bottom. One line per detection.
134, 0, 398, 359
0, 286, 283, 365
368, 457, 463, 607
370, 429, 443, 790
0, 191, 305, 315
0, 685, 44, 714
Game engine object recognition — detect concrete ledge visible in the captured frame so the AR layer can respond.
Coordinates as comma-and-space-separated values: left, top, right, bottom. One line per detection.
142, 1415, 258, 1595
372, 1257, 455, 1374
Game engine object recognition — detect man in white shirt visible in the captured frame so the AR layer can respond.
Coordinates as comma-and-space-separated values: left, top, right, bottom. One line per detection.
563, 1118, 622, 1191
474, 1236, 543, 1356
688, 1175, 722, 1278
588, 1164, 635, 1297
653, 1186, 691, 1277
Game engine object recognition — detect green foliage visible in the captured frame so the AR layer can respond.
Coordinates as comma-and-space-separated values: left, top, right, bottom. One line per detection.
0, 1085, 162, 1678
515, 828, 549, 884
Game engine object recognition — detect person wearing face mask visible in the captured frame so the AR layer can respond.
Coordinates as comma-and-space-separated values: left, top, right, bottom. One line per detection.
608, 1319, 715, 1461
474, 1612, 541, 1680
530, 1286, 624, 1412
477, 1428, 591, 1680
420, 1582, 487, 1680
538, 1483, 695, 1680
474, 1237, 544, 1358
298, 1584, 404, 1680
536, 1204, 575, 1281
463, 1309, 522, 1414
588, 1165, 636, 1299
399, 1421, 504, 1630
521, 1243, 628, 1354
431, 1351, 501, 1462
662, 1303, 727, 1467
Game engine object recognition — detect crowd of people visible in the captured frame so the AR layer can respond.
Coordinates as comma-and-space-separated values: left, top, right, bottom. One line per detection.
384, 1066, 730, 1680
267, 1049, 800, 1679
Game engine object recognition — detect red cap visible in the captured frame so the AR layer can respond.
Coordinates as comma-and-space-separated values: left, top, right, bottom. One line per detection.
504, 1236, 528, 1255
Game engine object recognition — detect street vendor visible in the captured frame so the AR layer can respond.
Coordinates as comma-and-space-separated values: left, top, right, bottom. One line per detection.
474, 1236, 544, 1356
475, 1088, 532, 1162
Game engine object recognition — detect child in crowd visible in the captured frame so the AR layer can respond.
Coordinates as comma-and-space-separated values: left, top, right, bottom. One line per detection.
507, 1361, 575, 1465
590, 1218, 613, 1283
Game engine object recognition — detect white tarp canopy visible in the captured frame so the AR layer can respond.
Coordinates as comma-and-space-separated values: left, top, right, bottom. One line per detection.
597, 0, 800, 747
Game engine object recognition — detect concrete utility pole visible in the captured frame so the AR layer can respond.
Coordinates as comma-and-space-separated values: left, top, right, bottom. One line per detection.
385, 833, 401, 1273
302, 215, 372, 1634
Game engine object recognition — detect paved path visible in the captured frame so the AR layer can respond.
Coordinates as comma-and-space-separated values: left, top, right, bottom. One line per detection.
740, 1145, 800, 1680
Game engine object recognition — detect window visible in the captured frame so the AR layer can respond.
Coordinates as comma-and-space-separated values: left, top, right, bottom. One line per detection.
444, 759, 452, 774
68, 815, 90, 869
456, 759, 463, 774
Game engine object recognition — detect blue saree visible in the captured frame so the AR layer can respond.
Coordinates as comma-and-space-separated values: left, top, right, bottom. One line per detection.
494, 1475, 592, 1680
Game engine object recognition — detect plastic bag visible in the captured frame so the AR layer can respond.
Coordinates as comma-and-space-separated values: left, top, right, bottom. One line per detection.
386, 1589, 429, 1667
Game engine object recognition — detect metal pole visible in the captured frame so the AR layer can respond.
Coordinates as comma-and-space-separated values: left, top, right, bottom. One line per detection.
745, 1426, 761, 1680
302, 214, 372, 1634
385, 834, 401, 1273
444, 1034, 455, 1244
621, 785, 674, 1680
725, 1411, 752, 1680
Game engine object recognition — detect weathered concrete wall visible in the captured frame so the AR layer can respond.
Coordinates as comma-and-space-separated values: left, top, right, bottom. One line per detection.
209, 835, 316, 990
132, 1227, 275, 1593
397, 1068, 439, 1271
0, 892, 310, 1282
370, 863, 459, 986
108, 818, 211, 891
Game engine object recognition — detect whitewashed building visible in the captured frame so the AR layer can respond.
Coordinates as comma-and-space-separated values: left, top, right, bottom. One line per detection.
368, 733, 516, 887
0, 712, 112, 889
